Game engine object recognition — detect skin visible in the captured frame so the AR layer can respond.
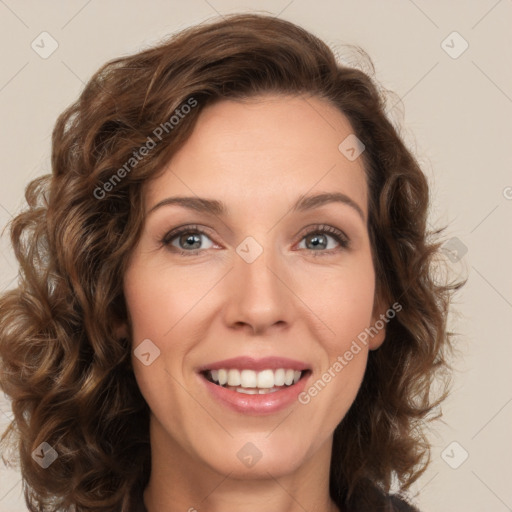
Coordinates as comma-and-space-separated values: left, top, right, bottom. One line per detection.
120, 94, 387, 512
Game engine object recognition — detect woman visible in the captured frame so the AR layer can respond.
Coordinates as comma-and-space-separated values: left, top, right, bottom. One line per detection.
0, 13, 462, 512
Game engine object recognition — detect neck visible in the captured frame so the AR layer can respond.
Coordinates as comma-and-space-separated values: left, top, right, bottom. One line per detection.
142, 416, 341, 512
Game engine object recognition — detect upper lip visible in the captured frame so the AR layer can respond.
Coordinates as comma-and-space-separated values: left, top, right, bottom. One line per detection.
197, 356, 311, 373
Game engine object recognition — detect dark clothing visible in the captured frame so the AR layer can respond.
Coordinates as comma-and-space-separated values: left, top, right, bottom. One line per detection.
388, 494, 421, 512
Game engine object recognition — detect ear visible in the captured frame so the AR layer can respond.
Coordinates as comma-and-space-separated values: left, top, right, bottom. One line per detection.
368, 294, 388, 351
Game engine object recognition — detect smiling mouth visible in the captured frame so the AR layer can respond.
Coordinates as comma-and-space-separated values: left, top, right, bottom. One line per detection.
201, 368, 311, 394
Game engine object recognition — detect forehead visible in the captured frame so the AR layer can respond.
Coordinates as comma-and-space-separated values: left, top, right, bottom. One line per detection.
145, 94, 368, 216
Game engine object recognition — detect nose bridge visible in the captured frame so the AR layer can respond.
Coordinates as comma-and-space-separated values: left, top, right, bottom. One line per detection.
224, 234, 292, 334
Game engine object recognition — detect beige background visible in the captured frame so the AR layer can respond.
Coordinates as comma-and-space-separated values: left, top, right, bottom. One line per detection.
1, 1, 511, 511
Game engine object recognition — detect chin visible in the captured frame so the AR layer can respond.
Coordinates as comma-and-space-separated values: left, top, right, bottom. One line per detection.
197, 433, 318, 479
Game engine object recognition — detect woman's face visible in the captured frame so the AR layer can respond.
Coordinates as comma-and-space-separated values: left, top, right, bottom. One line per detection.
122, 94, 386, 479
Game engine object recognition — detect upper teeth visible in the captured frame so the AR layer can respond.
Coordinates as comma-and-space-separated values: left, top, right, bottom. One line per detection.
209, 368, 302, 388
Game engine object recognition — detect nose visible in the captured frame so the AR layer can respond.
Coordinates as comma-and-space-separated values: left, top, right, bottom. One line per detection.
222, 243, 295, 336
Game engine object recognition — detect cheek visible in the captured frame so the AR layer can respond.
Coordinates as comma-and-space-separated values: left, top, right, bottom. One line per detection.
123, 265, 216, 409
298, 258, 375, 408
299, 282, 373, 438
124, 264, 212, 342
300, 257, 376, 345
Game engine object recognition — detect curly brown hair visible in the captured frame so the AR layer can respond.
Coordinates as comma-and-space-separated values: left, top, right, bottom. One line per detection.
0, 13, 463, 512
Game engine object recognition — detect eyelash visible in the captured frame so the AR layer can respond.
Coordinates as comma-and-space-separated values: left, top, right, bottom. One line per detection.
159, 224, 350, 257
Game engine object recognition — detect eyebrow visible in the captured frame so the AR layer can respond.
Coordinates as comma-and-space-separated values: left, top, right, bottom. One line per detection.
148, 191, 365, 221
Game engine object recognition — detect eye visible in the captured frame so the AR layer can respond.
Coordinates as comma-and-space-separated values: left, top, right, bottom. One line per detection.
160, 225, 216, 256
296, 224, 350, 256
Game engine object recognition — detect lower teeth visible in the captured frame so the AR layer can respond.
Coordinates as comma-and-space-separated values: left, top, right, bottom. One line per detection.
225, 385, 281, 394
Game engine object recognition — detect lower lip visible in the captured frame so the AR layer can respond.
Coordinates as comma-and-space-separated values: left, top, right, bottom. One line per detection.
199, 372, 310, 415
